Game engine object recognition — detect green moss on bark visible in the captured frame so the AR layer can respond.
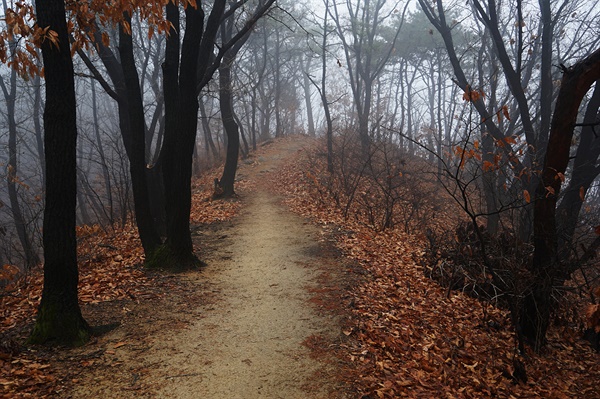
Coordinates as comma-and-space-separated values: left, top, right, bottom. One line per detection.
145, 243, 202, 271
27, 300, 90, 347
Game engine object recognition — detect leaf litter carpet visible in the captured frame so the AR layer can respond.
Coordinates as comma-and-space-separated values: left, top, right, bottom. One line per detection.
1, 135, 599, 398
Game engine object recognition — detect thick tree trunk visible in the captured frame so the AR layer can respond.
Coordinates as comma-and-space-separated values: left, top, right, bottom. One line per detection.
159, 2, 182, 265
79, 25, 164, 254
118, 13, 162, 256
521, 48, 600, 351
29, 0, 90, 346
556, 80, 600, 256
167, 3, 204, 262
357, 106, 371, 156
154, 2, 204, 268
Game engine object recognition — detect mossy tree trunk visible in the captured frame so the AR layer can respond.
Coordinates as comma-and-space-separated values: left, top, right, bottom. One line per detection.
29, 0, 90, 346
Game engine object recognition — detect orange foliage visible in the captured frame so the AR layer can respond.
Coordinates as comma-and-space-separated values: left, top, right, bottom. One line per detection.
462, 85, 485, 102
0, 0, 200, 78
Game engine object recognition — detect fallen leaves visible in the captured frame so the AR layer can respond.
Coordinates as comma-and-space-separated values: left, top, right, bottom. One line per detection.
271, 136, 600, 399
2, 135, 598, 399
1, 167, 243, 398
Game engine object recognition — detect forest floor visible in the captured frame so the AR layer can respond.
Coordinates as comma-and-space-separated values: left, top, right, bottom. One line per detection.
65, 137, 353, 398
1, 136, 355, 399
2, 135, 600, 399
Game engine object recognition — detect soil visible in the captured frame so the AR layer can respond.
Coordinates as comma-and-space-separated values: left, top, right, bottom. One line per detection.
62, 137, 352, 398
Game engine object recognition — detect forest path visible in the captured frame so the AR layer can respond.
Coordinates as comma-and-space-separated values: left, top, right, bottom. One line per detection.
70, 136, 347, 398
152, 138, 341, 398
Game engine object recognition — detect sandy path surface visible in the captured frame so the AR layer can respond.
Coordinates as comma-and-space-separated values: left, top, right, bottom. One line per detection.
154, 189, 337, 398
69, 138, 346, 398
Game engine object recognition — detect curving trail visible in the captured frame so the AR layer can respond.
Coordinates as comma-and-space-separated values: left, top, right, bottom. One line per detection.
70, 137, 346, 399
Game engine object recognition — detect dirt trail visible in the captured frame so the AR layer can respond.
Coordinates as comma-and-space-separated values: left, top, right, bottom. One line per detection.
70, 138, 346, 398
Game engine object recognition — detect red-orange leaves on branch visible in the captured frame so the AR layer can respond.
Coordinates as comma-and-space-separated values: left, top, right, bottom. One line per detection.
1, 0, 177, 77
453, 144, 482, 169
0, 3, 40, 78
4, 5, 33, 38
462, 85, 486, 102
502, 105, 510, 120
495, 105, 511, 123
482, 160, 495, 172
523, 190, 531, 203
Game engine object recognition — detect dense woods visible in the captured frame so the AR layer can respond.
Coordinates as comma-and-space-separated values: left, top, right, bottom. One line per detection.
1, 0, 599, 396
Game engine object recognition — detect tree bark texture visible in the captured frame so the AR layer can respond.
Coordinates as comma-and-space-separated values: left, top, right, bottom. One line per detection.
521, 47, 600, 351
79, 25, 165, 252
118, 12, 162, 256
29, 0, 90, 346
556, 80, 600, 256
156, 2, 205, 267
166, 3, 204, 260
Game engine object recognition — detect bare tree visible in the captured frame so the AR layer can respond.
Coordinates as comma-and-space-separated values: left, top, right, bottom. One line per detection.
330, 0, 408, 154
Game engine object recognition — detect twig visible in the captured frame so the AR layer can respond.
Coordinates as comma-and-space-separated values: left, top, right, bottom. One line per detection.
165, 373, 202, 379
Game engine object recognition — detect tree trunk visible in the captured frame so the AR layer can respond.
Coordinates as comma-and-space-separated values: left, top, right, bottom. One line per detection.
79, 24, 164, 255
236, 112, 250, 159
155, 2, 205, 268
0, 68, 40, 269
216, 11, 251, 197
521, 48, 600, 351
556, 80, 600, 256
118, 13, 162, 256
302, 56, 316, 136
33, 74, 46, 187
90, 78, 114, 224
29, 0, 90, 346
200, 99, 220, 162
218, 57, 240, 197
320, 2, 333, 173
274, 29, 282, 138
482, 131, 499, 234
167, 3, 204, 261
159, 1, 182, 264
